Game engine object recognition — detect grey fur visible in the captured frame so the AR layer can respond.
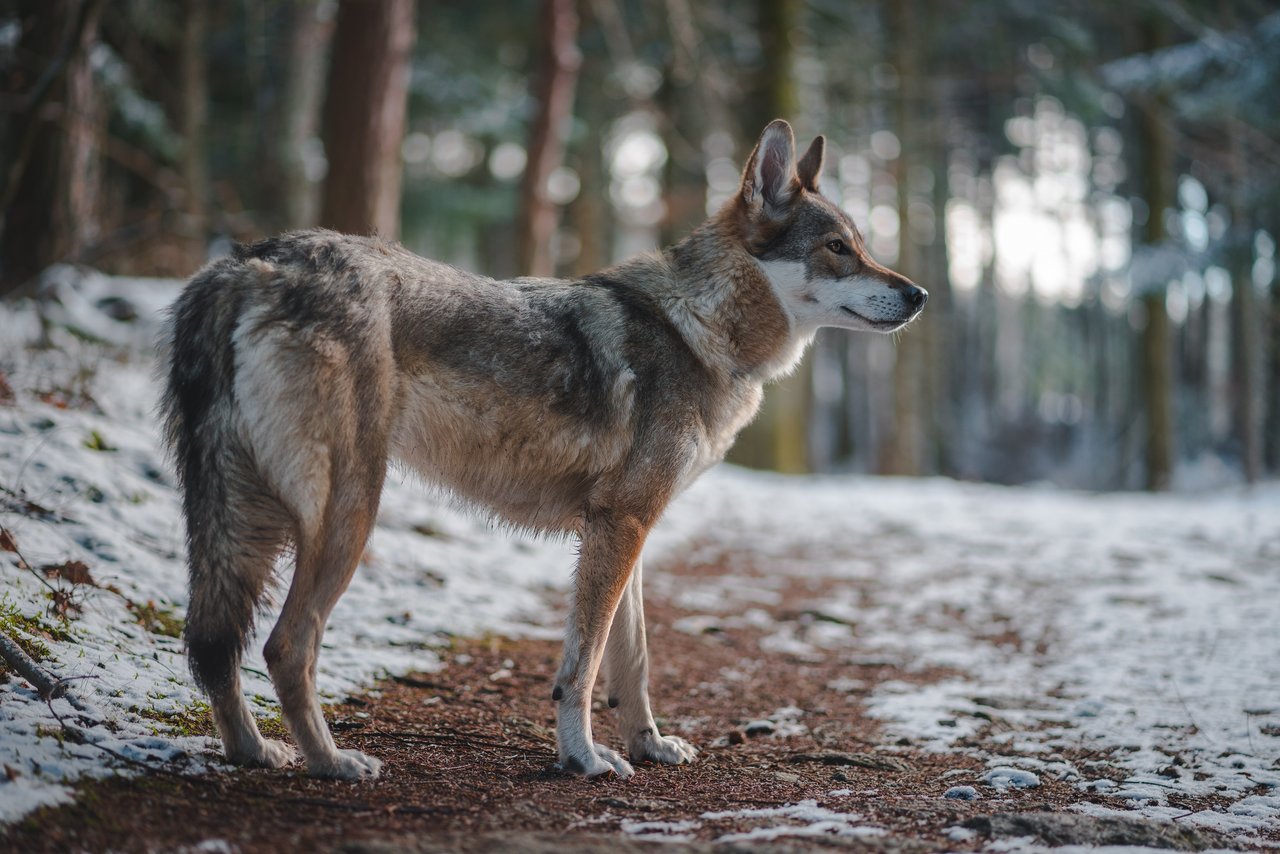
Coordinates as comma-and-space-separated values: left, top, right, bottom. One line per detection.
160, 119, 924, 780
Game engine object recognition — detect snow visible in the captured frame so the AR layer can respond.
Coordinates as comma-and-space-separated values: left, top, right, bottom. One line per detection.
648, 472, 1280, 843
700, 800, 886, 843
984, 766, 1042, 791
623, 801, 886, 844
619, 818, 699, 842
2, 271, 1279, 844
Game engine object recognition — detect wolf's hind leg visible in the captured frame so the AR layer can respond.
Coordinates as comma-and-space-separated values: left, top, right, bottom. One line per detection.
186, 484, 296, 769
213, 672, 297, 770
603, 558, 697, 766
263, 475, 383, 780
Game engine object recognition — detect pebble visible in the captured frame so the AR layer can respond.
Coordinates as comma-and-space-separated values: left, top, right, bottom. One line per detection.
944, 785, 982, 800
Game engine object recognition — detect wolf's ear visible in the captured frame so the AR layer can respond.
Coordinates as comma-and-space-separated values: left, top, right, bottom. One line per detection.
797, 135, 825, 192
741, 119, 799, 217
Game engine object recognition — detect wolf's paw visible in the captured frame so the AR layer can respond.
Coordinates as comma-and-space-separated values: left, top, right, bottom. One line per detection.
308, 748, 383, 781
561, 743, 635, 779
630, 731, 698, 766
227, 737, 297, 769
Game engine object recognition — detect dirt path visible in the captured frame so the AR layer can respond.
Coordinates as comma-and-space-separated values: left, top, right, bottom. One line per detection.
1, 560, 1257, 852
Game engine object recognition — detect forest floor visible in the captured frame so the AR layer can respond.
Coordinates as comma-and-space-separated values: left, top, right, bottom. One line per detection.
3, 273, 1280, 851
1, 560, 1274, 853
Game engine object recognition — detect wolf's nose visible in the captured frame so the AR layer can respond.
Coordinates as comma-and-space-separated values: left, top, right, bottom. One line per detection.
905, 285, 928, 310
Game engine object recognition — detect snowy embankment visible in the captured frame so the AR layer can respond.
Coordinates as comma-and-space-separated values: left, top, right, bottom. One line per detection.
1, 271, 1278, 844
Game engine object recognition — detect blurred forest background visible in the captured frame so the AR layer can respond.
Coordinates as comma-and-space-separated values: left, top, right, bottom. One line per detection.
2, 0, 1278, 491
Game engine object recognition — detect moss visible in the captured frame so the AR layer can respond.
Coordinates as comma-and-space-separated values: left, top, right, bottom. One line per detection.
127, 600, 184, 638
83, 430, 116, 452
132, 701, 215, 738
0, 594, 64, 662
242, 694, 287, 737
257, 711, 288, 739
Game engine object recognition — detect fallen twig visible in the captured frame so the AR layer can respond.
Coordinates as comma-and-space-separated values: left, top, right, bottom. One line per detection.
0, 631, 60, 694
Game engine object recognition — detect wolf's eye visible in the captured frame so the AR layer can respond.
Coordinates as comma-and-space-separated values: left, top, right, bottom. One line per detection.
826, 240, 847, 255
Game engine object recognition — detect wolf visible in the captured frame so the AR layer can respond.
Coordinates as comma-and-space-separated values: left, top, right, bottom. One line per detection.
160, 119, 925, 781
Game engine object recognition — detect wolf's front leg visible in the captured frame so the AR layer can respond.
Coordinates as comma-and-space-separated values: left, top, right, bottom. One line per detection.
552, 510, 651, 778
604, 558, 698, 766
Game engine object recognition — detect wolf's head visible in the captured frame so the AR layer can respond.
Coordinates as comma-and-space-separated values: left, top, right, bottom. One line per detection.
732, 119, 926, 334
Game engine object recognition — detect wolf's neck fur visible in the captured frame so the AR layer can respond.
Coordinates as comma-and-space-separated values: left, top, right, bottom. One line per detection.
597, 210, 808, 383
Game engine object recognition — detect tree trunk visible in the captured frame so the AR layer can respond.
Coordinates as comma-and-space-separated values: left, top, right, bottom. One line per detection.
1267, 258, 1280, 473
568, 1, 610, 277
1226, 122, 1261, 484
881, 0, 925, 476
749, 0, 799, 133
281, 0, 335, 229
516, 0, 580, 277
1136, 18, 1176, 492
926, 79, 954, 476
725, 0, 810, 474
318, 0, 415, 239
179, 0, 209, 268
1140, 291, 1174, 490
657, 0, 708, 247
0, 0, 103, 294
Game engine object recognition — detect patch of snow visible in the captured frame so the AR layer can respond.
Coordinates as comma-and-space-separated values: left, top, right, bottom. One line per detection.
700, 800, 885, 843
190, 841, 236, 854
825, 676, 867, 693
765, 705, 809, 739
619, 818, 699, 841
984, 766, 1042, 790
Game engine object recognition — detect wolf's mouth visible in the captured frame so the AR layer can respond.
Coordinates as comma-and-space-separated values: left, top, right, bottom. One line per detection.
839, 305, 913, 330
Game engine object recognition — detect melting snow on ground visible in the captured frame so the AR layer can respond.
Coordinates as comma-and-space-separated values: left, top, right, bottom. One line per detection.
1, 271, 1279, 846
650, 466, 1280, 844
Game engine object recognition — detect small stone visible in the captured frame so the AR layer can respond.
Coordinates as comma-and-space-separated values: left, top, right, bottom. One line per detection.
944, 785, 981, 800
772, 771, 801, 783
744, 719, 776, 736
727, 729, 746, 745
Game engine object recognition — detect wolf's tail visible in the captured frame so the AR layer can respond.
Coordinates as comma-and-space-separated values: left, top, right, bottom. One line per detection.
160, 260, 264, 696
